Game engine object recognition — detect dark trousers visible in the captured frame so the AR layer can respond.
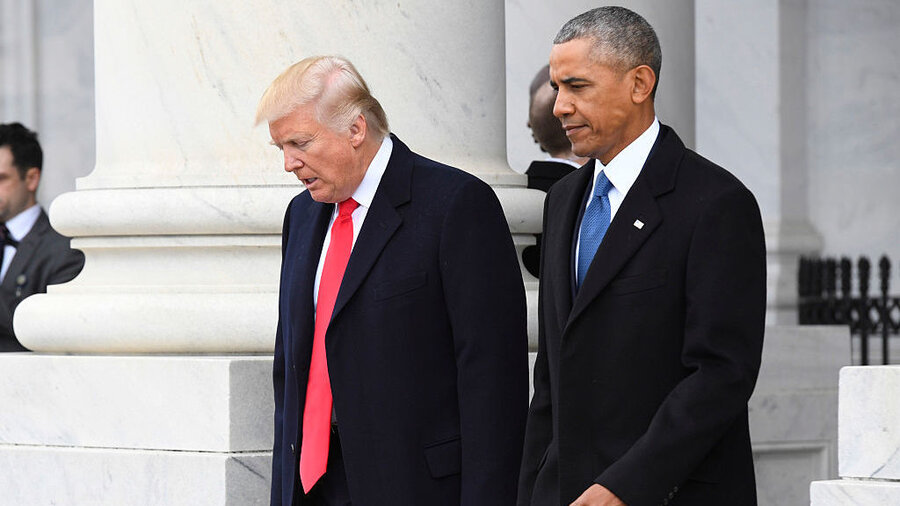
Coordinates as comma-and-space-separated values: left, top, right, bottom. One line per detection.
300, 428, 352, 506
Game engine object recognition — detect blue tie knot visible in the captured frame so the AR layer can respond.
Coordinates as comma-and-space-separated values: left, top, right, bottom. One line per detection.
593, 171, 613, 198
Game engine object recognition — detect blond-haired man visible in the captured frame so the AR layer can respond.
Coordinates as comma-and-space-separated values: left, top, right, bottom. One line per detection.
258, 56, 527, 506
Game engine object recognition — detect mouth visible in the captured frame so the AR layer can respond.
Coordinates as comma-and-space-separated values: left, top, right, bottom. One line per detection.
563, 125, 586, 137
300, 177, 318, 187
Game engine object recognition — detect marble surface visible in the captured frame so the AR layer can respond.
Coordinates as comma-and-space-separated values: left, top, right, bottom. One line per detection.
0, 355, 273, 452
0, 444, 270, 505
90, 0, 522, 186
806, 1, 900, 263
695, 0, 823, 324
749, 325, 848, 506
838, 366, 900, 480
812, 479, 900, 506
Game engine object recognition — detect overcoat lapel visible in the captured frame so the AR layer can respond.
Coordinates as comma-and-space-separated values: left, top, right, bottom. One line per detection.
544, 163, 594, 334
330, 135, 411, 323
288, 199, 332, 365
1, 211, 49, 291
566, 125, 683, 329
567, 178, 661, 326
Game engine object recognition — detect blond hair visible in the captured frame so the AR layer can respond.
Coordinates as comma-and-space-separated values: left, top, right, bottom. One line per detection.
255, 56, 389, 138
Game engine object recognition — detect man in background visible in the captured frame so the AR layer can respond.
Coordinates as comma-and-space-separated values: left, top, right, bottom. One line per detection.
258, 56, 527, 506
525, 64, 587, 193
522, 64, 589, 278
0, 122, 85, 351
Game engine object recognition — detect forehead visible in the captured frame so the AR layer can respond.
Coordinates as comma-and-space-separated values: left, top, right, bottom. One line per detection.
550, 39, 594, 72
549, 38, 621, 82
268, 103, 322, 140
0, 146, 14, 169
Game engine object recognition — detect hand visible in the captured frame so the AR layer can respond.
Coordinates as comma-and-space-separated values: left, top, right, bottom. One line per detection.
569, 484, 626, 506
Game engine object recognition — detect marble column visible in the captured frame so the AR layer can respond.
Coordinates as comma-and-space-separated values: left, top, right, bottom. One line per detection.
0, 0, 542, 503
0, 0, 38, 126
695, 0, 822, 324
13, 0, 542, 353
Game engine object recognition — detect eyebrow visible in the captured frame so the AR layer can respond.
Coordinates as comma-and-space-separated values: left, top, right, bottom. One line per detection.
549, 76, 589, 90
561, 77, 590, 86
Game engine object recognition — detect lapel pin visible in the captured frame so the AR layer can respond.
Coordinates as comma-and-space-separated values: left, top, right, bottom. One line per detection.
633, 219, 644, 230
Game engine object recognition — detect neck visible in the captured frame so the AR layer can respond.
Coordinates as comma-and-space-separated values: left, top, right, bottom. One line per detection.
356, 135, 383, 173
598, 108, 655, 165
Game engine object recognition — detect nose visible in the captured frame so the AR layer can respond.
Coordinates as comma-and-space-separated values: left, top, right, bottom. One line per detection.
553, 90, 573, 118
283, 146, 304, 173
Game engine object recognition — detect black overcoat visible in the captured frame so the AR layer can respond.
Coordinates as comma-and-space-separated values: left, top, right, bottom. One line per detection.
519, 125, 766, 506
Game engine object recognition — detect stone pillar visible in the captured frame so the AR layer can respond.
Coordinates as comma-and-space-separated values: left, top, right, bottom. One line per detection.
695, 0, 822, 324
0, 0, 542, 502
0, 0, 38, 126
13, 0, 542, 352
811, 366, 900, 504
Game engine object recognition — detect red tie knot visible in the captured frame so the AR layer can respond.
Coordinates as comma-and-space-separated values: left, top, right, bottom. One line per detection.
338, 198, 359, 218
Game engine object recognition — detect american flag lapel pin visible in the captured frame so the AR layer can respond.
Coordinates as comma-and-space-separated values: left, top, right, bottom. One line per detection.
633, 219, 644, 230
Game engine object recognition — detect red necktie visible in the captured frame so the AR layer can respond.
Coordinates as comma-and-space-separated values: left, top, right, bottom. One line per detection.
300, 198, 359, 493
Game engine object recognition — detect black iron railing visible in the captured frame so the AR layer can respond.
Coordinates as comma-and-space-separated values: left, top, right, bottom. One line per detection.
798, 256, 900, 365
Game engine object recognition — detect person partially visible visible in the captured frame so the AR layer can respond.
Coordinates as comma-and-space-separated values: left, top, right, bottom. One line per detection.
522, 65, 589, 277
525, 64, 588, 192
0, 123, 85, 352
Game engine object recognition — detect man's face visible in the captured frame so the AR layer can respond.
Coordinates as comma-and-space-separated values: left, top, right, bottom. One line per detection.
550, 38, 636, 164
0, 146, 38, 223
269, 104, 365, 203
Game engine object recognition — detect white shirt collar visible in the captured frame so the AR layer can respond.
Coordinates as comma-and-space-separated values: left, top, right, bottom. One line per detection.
593, 117, 660, 196
5, 204, 41, 241
546, 156, 583, 168
351, 136, 393, 209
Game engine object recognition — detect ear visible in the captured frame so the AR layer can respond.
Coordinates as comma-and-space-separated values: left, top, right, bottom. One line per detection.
630, 65, 656, 104
24, 167, 40, 193
348, 113, 368, 148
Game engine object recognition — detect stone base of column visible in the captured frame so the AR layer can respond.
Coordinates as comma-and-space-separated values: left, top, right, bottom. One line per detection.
0, 354, 273, 504
750, 325, 848, 504
812, 479, 900, 505
0, 445, 270, 505
811, 366, 900, 505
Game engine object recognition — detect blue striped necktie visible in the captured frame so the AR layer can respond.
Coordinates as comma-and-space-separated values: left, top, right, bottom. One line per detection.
577, 171, 613, 289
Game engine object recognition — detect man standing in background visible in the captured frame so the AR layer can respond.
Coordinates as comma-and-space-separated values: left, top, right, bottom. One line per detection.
0, 122, 84, 351
523, 64, 588, 278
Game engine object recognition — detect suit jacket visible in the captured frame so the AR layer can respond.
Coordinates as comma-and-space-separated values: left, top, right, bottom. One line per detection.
522, 160, 579, 278
525, 160, 578, 193
0, 209, 85, 351
518, 125, 766, 506
271, 135, 529, 506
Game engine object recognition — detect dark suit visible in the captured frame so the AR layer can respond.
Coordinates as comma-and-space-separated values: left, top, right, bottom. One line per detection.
0, 209, 85, 351
523, 160, 579, 278
518, 125, 766, 506
272, 136, 528, 506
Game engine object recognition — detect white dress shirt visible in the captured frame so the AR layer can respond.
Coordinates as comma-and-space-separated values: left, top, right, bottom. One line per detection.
545, 157, 583, 169
313, 136, 393, 305
1, 204, 41, 282
575, 118, 660, 282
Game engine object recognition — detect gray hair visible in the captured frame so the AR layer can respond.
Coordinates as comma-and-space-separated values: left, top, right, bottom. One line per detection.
554, 6, 661, 98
